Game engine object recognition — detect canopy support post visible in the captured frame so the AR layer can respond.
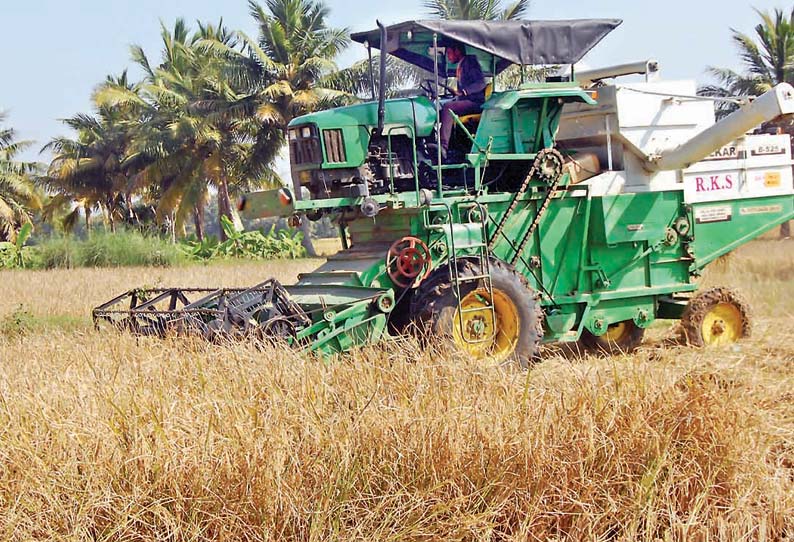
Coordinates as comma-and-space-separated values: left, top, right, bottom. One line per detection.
367, 43, 376, 101
376, 21, 387, 135
492, 56, 497, 92
433, 32, 443, 195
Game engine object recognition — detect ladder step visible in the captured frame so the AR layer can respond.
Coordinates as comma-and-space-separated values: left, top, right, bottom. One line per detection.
456, 242, 488, 249
455, 274, 492, 282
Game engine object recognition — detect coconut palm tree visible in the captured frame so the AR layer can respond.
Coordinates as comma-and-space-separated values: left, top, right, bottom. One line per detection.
323, 55, 425, 100
42, 115, 135, 232
0, 113, 40, 241
242, 0, 354, 256
422, 0, 530, 21
701, 8, 794, 117
96, 20, 274, 241
200, 0, 353, 255
239, 0, 351, 127
701, 8, 794, 238
41, 72, 147, 233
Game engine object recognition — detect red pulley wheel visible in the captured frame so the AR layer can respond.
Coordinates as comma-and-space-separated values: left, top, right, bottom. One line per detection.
386, 237, 432, 288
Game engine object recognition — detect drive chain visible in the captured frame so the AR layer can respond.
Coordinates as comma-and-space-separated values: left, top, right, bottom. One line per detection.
485, 148, 565, 265
510, 150, 565, 265
487, 162, 537, 251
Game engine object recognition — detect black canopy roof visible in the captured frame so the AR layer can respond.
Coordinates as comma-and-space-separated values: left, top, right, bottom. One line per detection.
351, 19, 622, 75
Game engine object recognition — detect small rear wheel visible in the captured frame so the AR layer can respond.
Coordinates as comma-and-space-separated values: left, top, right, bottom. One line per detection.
580, 320, 645, 354
681, 287, 751, 347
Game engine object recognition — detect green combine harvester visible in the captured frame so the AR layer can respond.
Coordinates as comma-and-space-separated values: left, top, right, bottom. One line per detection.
95, 19, 794, 365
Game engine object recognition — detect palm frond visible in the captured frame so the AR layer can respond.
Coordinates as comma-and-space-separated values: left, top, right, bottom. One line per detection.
501, 0, 530, 20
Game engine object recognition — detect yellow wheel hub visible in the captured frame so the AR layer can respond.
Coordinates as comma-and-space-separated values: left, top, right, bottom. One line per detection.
452, 288, 520, 362
602, 321, 629, 342
701, 302, 743, 346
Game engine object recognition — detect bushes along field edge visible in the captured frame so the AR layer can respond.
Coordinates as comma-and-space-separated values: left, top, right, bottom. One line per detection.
0, 223, 307, 270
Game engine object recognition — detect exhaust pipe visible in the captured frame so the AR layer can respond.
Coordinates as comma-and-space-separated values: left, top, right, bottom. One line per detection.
376, 20, 387, 135
575, 59, 659, 87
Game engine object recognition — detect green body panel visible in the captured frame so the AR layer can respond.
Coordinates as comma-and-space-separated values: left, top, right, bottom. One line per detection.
475, 87, 594, 154
289, 97, 436, 170
688, 196, 794, 269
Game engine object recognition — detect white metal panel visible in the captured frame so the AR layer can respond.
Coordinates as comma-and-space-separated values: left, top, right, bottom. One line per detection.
616, 81, 716, 157
579, 170, 626, 196
622, 152, 681, 192
682, 134, 794, 203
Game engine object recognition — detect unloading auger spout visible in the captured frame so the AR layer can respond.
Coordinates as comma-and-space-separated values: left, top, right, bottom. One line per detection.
646, 83, 794, 172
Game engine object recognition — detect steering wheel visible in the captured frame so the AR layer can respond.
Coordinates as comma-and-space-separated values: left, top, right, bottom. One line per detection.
420, 78, 456, 100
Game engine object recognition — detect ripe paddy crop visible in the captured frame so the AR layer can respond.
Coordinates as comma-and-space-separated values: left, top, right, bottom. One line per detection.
0, 240, 791, 540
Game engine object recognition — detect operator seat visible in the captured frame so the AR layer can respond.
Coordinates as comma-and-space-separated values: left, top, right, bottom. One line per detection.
457, 82, 494, 130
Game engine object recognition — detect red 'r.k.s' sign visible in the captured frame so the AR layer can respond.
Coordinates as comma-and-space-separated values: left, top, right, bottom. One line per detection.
695, 174, 734, 193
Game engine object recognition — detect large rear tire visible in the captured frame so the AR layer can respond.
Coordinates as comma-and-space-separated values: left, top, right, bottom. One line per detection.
409, 259, 543, 367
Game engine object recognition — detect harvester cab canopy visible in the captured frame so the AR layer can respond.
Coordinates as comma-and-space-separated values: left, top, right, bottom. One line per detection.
351, 19, 623, 75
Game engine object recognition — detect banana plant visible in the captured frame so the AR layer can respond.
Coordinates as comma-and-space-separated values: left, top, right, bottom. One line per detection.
180, 234, 220, 260
0, 222, 33, 268
180, 216, 305, 261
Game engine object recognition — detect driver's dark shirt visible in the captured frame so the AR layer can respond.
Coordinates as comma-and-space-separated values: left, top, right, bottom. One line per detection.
456, 55, 487, 103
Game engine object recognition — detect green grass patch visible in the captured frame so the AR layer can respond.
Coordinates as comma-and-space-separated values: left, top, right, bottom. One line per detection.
33, 231, 187, 269
12, 224, 307, 270
0, 305, 37, 337
1, 305, 91, 336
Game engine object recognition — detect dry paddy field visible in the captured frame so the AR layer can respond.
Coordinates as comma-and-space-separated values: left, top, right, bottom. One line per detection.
0, 240, 792, 541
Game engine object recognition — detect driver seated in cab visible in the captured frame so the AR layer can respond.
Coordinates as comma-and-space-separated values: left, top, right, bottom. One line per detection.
440, 41, 487, 161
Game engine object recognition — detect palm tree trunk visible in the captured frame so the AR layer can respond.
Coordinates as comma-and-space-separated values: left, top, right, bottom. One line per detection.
84, 204, 91, 233
299, 217, 317, 257
103, 196, 117, 233
193, 204, 205, 242
217, 174, 233, 242
125, 192, 136, 225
